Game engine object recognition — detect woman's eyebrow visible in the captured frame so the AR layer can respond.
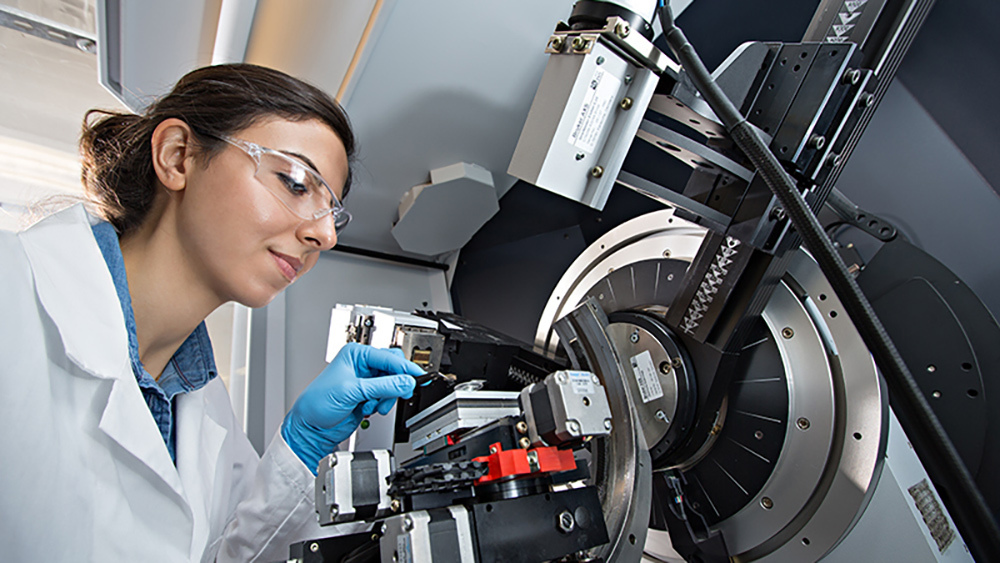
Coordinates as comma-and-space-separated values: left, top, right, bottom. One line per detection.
279, 149, 322, 176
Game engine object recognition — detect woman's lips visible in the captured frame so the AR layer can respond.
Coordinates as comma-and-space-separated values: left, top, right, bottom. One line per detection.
270, 251, 302, 282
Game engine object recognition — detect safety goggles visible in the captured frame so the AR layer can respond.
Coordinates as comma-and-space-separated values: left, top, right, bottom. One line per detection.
214, 134, 351, 233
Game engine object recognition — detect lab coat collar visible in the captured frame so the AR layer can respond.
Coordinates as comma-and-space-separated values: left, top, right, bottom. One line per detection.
17, 204, 190, 501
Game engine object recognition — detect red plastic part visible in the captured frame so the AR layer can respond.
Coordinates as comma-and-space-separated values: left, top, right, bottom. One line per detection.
473, 442, 577, 484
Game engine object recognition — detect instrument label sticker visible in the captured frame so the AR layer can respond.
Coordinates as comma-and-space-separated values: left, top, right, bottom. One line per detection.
568, 66, 621, 154
396, 535, 413, 563
568, 371, 595, 395
630, 350, 664, 404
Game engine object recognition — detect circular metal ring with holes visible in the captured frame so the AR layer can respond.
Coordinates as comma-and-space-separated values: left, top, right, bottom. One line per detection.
536, 211, 886, 562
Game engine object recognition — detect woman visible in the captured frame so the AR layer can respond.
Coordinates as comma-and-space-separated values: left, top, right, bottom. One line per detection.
0, 64, 423, 561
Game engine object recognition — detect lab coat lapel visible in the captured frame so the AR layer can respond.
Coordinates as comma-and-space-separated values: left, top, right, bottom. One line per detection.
18, 204, 189, 502
176, 387, 228, 558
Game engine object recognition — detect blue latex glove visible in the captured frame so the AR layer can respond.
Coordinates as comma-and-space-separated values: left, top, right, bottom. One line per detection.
281, 343, 423, 474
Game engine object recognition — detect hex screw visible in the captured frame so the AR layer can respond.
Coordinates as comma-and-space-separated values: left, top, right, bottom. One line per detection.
842, 68, 862, 85
390, 499, 401, 513
807, 135, 826, 150
620, 97, 634, 110
797, 417, 811, 430
311, 542, 320, 553
402, 516, 414, 532
770, 207, 786, 222
672, 357, 682, 368
761, 497, 774, 510
659, 361, 672, 375
596, 55, 605, 65
490, 445, 499, 454
624, 75, 633, 85
556, 372, 569, 384
615, 21, 631, 38
567, 420, 581, 435
516, 421, 529, 434
782, 327, 794, 339
591, 166, 604, 178
519, 437, 532, 449
629, 331, 640, 343
549, 36, 565, 52
604, 419, 613, 431
859, 92, 875, 108
572, 36, 588, 51
558, 510, 576, 533
826, 153, 842, 167
591, 374, 600, 385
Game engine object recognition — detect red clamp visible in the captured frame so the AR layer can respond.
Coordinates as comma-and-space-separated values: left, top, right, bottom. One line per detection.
473, 442, 577, 484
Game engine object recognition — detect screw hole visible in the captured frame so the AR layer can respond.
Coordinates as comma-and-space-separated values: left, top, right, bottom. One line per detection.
768, 83, 775, 90
800, 51, 809, 59
819, 294, 827, 301
583, 397, 591, 406
780, 146, 788, 154
689, 118, 701, 125
781, 58, 787, 65
829, 310, 838, 318
793, 64, 801, 72
486, 504, 494, 512
853, 432, 862, 440
962, 362, 973, 371
802, 537, 811, 546
629, 534, 636, 545
968, 389, 979, 398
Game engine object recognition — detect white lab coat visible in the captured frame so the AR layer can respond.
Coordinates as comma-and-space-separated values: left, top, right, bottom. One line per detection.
0, 204, 328, 562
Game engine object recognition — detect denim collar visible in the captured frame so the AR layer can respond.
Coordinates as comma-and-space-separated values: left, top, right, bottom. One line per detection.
91, 221, 217, 461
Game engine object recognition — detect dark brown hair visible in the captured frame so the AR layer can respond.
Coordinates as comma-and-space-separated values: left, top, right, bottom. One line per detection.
80, 63, 356, 235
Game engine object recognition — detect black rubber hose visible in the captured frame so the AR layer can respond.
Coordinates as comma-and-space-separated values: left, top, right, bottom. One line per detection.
656, 3, 1000, 561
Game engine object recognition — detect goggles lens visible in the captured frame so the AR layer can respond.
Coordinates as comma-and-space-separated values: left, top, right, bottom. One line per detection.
255, 151, 351, 232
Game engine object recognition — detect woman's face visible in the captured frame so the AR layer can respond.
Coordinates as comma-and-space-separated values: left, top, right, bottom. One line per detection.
176, 117, 349, 308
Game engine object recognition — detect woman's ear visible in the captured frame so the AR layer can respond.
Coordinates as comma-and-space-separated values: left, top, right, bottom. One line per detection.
150, 118, 196, 193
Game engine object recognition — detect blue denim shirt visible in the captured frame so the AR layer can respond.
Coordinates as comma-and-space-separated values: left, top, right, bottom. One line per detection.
92, 222, 218, 463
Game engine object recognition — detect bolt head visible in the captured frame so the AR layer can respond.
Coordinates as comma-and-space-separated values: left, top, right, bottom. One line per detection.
390, 499, 401, 513
403, 516, 414, 532
311, 542, 320, 552
782, 327, 794, 339
620, 97, 634, 110
519, 437, 532, 449
659, 361, 672, 375
797, 417, 811, 430
567, 420, 581, 435
826, 153, 842, 167
591, 166, 604, 178
761, 497, 774, 509
629, 331, 640, 343
558, 510, 576, 533
549, 36, 565, 52
516, 421, 529, 434
604, 419, 613, 431
860, 92, 875, 108
615, 22, 631, 38
572, 36, 587, 51
591, 374, 600, 385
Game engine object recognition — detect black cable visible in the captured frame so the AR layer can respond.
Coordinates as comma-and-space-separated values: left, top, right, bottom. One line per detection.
655, 3, 1000, 561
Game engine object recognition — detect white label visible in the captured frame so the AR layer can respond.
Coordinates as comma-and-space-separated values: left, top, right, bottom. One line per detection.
630, 351, 664, 404
568, 371, 595, 395
396, 535, 412, 563
568, 66, 622, 154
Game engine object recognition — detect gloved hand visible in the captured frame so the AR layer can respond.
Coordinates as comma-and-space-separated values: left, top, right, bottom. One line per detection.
281, 343, 423, 474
